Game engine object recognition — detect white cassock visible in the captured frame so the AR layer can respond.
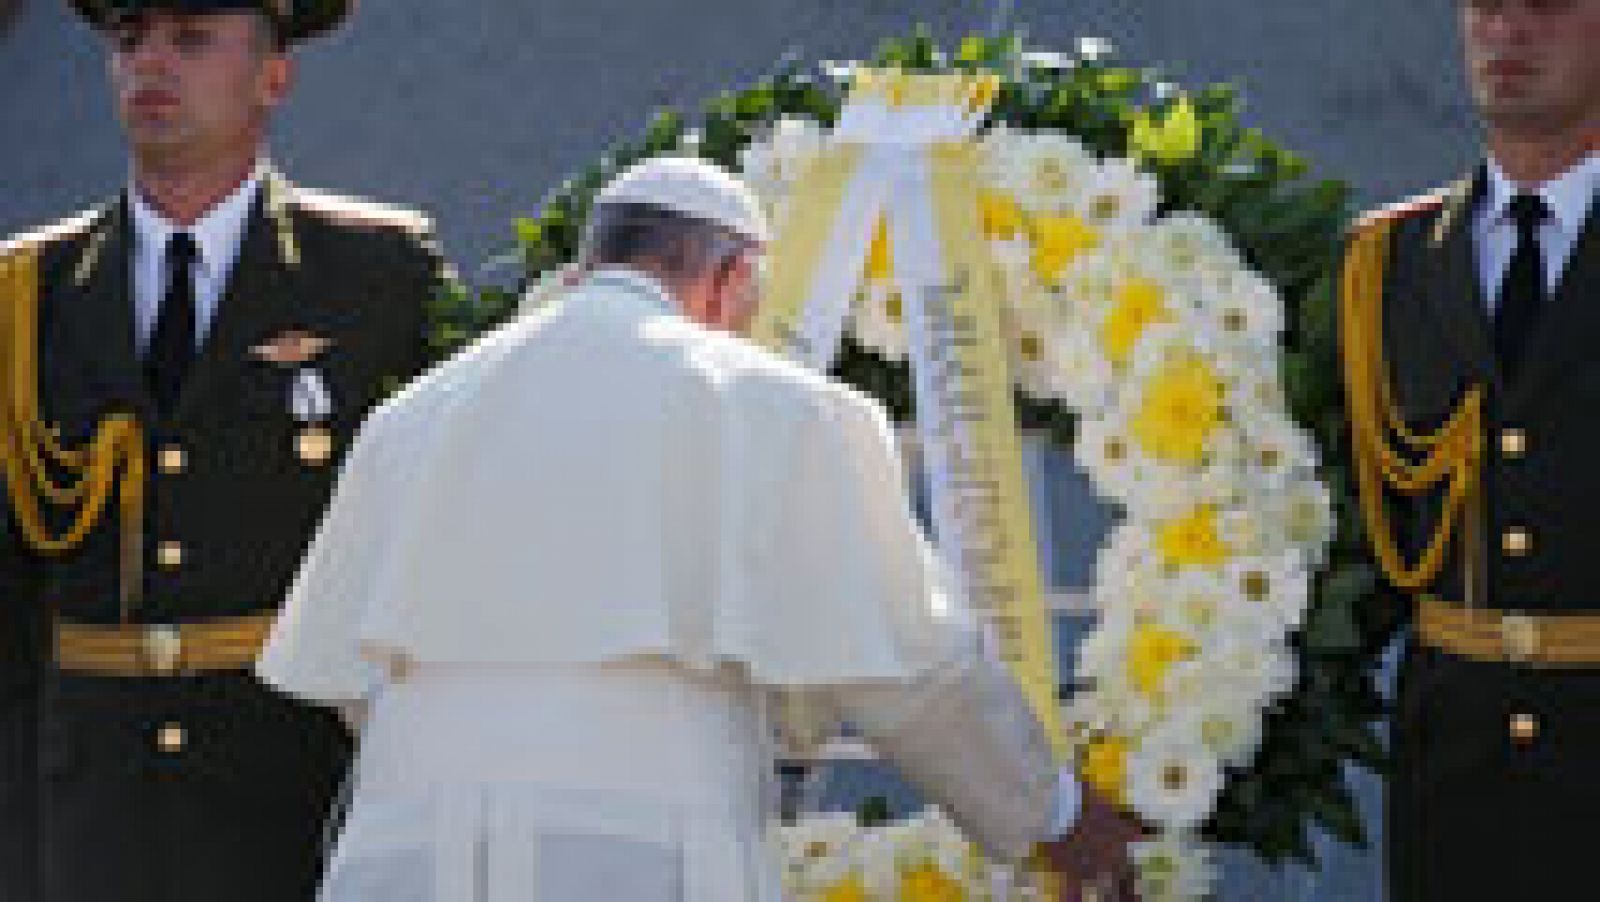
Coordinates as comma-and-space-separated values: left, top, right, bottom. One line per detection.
257, 268, 1074, 902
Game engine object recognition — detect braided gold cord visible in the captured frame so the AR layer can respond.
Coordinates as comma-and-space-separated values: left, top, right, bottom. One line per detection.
1339, 218, 1484, 591
2, 246, 146, 610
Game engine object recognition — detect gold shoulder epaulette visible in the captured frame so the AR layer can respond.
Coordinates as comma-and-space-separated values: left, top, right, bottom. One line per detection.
1352, 187, 1451, 235
290, 187, 434, 236
0, 209, 101, 260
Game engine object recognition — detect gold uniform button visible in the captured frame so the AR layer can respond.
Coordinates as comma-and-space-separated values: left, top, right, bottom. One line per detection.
1500, 429, 1527, 459
158, 444, 187, 474
1502, 527, 1532, 557
297, 426, 334, 466
157, 541, 185, 569
156, 723, 186, 753
1510, 712, 1539, 744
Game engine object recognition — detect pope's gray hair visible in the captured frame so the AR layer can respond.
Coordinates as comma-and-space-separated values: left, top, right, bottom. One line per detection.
578, 202, 753, 283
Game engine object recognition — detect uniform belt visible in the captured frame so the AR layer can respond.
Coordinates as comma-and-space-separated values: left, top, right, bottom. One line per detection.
53, 612, 278, 676
1417, 596, 1600, 667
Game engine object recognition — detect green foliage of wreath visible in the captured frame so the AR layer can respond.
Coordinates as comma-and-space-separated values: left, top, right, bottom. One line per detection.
426, 29, 1400, 869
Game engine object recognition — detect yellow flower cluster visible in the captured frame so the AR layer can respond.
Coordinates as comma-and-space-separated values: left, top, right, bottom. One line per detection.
1132, 354, 1226, 465
1156, 506, 1231, 570
1127, 622, 1198, 697
1083, 735, 1131, 805
1099, 276, 1170, 365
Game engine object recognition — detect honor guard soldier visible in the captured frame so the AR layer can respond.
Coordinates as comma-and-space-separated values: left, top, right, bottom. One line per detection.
1339, 1, 1599, 899
0, 1, 450, 899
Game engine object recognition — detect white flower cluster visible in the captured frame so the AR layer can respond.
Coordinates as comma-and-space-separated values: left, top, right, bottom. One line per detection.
773, 808, 1050, 900
740, 120, 1334, 900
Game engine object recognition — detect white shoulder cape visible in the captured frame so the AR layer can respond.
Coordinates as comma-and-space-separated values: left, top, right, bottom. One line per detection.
257, 272, 965, 701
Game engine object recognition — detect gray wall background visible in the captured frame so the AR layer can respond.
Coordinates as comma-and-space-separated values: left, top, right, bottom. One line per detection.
3, 0, 1479, 276
2, 2, 1479, 899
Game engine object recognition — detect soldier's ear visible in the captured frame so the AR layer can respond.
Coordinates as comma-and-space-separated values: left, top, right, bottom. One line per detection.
257, 52, 294, 111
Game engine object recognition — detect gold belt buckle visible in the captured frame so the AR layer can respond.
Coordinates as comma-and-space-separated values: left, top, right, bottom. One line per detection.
1501, 614, 1540, 663
142, 625, 183, 675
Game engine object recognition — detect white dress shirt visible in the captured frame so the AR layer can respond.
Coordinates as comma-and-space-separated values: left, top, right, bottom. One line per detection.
1473, 151, 1600, 308
129, 160, 266, 355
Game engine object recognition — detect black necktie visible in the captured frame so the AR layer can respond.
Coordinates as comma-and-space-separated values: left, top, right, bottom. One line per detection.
1493, 193, 1550, 377
147, 232, 198, 412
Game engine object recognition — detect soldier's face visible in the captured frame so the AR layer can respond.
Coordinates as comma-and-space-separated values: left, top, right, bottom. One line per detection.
1462, 0, 1600, 135
107, 12, 291, 164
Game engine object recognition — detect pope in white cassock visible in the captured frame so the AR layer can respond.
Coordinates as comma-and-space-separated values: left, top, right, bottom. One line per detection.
256, 156, 1102, 901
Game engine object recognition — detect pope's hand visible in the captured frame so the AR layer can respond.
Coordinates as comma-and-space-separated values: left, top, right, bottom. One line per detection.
1035, 786, 1145, 901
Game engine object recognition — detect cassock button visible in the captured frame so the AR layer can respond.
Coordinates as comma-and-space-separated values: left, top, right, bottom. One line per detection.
158, 444, 187, 475
1502, 527, 1532, 557
157, 541, 185, 569
1510, 712, 1539, 744
1500, 429, 1527, 459
297, 426, 333, 466
156, 723, 186, 753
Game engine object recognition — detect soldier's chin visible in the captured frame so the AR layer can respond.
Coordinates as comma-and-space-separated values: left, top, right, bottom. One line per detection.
1477, 92, 1565, 133
124, 123, 196, 157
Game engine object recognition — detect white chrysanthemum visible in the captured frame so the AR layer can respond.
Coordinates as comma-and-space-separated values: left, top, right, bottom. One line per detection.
1144, 213, 1240, 277
1202, 268, 1286, 351
1004, 312, 1069, 403
1236, 410, 1319, 489
1153, 567, 1237, 639
983, 128, 1097, 213
850, 281, 908, 361
1051, 244, 1124, 320
1131, 834, 1219, 902
1194, 687, 1267, 766
773, 812, 862, 892
1125, 721, 1227, 831
1262, 477, 1337, 561
1195, 632, 1299, 703
1076, 413, 1151, 504
1121, 321, 1219, 383
888, 808, 972, 880
1077, 156, 1160, 233
851, 826, 901, 897
1050, 322, 1120, 413
1222, 551, 1314, 632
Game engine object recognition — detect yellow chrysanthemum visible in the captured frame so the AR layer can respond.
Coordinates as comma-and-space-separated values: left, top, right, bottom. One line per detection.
1128, 623, 1198, 697
1099, 276, 1170, 364
1082, 735, 1131, 804
1132, 354, 1226, 465
1157, 506, 1231, 569
979, 190, 1026, 240
1029, 213, 1100, 284
866, 217, 894, 282
821, 876, 871, 902
898, 864, 967, 902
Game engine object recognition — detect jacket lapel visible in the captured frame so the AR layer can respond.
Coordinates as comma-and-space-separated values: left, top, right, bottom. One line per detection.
1507, 200, 1600, 406
169, 170, 303, 424
1422, 171, 1503, 393
61, 198, 151, 412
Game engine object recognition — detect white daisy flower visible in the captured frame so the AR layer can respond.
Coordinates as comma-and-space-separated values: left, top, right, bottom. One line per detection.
984, 128, 1097, 213
1223, 551, 1314, 632
1131, 834, 1219, 902
1078, 156, 1161, 233
850, 281, 908, 361
773, 812, 862, 892
1125, 721, 1227, 831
